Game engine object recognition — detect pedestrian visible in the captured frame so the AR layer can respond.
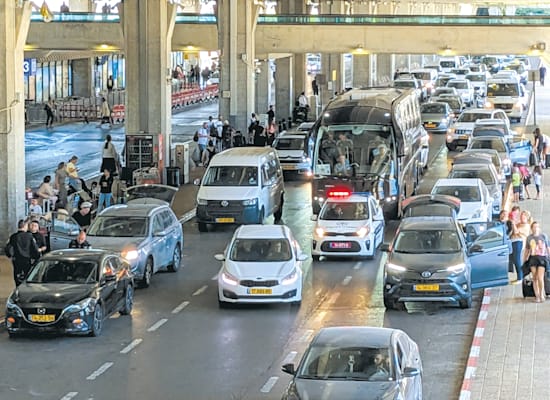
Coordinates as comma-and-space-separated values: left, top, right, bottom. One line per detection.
511, 166, 522, 203
201, 140, 216, 167
194, 64, 201, 87
111, 172, 126, 205
502, 209, 524, 283
221, 120, 232, 150
107, 75, 114, 92
519, 163, 532, 200
267, 105, 275, 126
215, 116, 224, 152
29, 198, 43, 215
533, 165, 543, 200
101, 134, 119, 174
66, 155, 81, 192
36, 175, 58, 212
97, 169, 113, 213
393, 69, 400, 80
298, 92, 308, 108
312, 77, 319, 96
54, 161, 68, 209
60, 1, 69, 12
196, 121, 210, 163
100, 97, 112, 127
533, 128, 545, 167
524, 221, 550, 303
253, 121, 267, 146
6, 219, 39, 286
44, 96, 55, 128
69, 230, 91, 249
248, 113, 258, 144
29, 219, 48, 263
540, 64, 546, 86
72, 201, 93, 230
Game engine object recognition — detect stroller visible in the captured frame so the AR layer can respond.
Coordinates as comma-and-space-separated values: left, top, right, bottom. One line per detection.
66, 178, 93, 212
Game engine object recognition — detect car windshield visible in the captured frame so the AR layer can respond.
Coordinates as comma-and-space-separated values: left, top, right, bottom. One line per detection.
125, 186, 176, 204
434, 88, 453, 96
320, 202, 369, 220
275, 138, 305, 150
437, 98, 461, 109
421, 104, 446, 114
394, 229, 461, 253
297, 346, 393, 381
463, 151, 501, 168
448, 81, 468, 89
202, 166, 258, 187
466, 74, 485, 82
433, 185, 481, 202
449, 169, 496, 186
412, 72, 431, 80
27, 259, 98, 283
230, 239, 292, 262
440, 61, 456, 68
469, 138, 507, 152
458, 112, 490, 123
393, 80, 415, 88
87, 216, 148, 237
473, 128, 505, 137
404, 204, 456, 217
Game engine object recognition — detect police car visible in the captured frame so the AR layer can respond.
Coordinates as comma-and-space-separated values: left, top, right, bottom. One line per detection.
311, 191, 385, 260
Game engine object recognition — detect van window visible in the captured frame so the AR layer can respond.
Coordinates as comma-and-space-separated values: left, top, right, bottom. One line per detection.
262, 160, 278, 186
411, 72, 432, 81
440, 60, 456, 69
203, 166, 258, 187
487, 82, 519, 97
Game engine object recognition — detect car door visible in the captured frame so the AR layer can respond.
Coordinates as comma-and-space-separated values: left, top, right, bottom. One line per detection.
465, 222, 510, 289
49, 212, 81, 250
509, 137, 532, 166
396, 335, 420, 400
109, 256, 127, 310
150, 212, 168, 270
98, 257, 119, 315
260, 163, 274, 215
161, 210, 180, 266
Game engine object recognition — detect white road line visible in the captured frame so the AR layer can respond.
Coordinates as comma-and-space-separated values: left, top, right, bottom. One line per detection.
211, 274, 218, 280
282, 351, 298, 364
353, 262, 362, 270
120, 338, 143, 354
260, 376, 279, 393
86, 362, 114, 381
327, 292, 340, 304
60, 392, 78, 400
342, 276, 352, 286
147, 318, 168, 332
171, 301, 190, 314
192, 285, 208, 296
298, 329, 314, 342
178, 209, 197, 224
315, 311, 327, 322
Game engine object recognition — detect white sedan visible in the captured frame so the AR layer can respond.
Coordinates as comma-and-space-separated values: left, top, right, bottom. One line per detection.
312, 193, 385, 260
431, 178, 493, 224
215, 224, 306, 307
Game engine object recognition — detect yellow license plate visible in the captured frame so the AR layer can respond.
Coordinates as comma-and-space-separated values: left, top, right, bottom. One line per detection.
29, 314, 55, 322
216, 217, 235, 223
459, 135, 468, 139
414, 284, 440, 291
425, 123, 436, 128
282, 165, 296, 170
249, 288, 273, 295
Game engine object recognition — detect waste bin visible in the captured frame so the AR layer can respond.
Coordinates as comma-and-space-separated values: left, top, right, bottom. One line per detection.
166, 167, 180, 187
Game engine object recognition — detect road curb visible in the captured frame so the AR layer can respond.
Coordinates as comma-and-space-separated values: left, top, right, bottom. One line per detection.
459, 288, 491, 400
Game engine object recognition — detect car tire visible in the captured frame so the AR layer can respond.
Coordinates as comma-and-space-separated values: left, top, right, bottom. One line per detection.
119, 285, 134, 316
167, 245, 182, 272
7, 331, 17, 339
274, 194, 284, 222
384, 296, 405, 311
90, 303, 104, 337
258, 208, 265, 224
290, 300, 302, 307
312, 254, 320, 261
459, 294, 472, 309
218, 300, 232, 309
140, 258, 153, 288
198, 222, 208, 233
446, 142, 457, 151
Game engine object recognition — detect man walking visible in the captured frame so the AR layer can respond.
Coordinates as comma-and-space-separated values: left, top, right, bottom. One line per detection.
7, 220, 39, 286
540, 64, 546, 86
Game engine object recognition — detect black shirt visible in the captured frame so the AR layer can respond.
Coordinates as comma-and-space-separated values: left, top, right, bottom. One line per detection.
72, 211, 92, 228
32, 232, 47, 253
69, 239, 91, 249
99, 175, 114, 194
9, 231, 39, 259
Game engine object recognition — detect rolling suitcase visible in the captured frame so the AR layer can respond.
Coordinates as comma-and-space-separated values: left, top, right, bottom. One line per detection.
522, 272, 550, 297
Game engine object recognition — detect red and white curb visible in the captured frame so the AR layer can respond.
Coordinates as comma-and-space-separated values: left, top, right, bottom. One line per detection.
459, 288, 491, 400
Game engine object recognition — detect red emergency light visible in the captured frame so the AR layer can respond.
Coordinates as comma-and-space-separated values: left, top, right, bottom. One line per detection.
327, 188, 352, 198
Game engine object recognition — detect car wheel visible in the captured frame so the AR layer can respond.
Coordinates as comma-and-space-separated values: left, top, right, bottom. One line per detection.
290, 300, 302, 307
459, 293, 472, 309
312, 254, 320, 261
8, 331, 17, 339
383, 296, 396, 310
198, 222, 208, 232
90, 303, 104, 337
258, 208, 265, 224
274, 194, 284, 222
119, 285, 134, 316
140, 258, 153, 288
446, 142, 457, 151
218, 300, 232, 309
168, 245, 182, 272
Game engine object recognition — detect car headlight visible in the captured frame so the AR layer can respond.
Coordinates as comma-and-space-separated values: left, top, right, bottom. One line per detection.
356, 226, 370, 238
446, 263, 466, 274
282, 269, 299, 285
221, 270, 239, 286
63, 297, 96, 315
197, 198, 207, 206
485, 101, 493, 108
514, 101, 523, 110
122, 249, 139, 261
387, 263, 407, 273
315, 227, 326, 237
242, 198, 258, 206
6, 296, 23, 316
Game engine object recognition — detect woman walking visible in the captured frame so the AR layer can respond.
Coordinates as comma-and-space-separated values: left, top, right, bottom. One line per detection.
97, 169, 113, 213
533, 165, 543, 200
101, 134, 119, 174
54, 161, 68, 209
524, 221, 550, 303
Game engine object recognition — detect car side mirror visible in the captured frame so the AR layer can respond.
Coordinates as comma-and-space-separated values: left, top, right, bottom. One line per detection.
193, 178, 201, 186
379, 243, 390, 252
281, 363, 296, 375
297, 253, 308, 262
402, 367, 420, 378
310, 215, 318, 221
469, 243, 483, 253
214, 254, 225, 261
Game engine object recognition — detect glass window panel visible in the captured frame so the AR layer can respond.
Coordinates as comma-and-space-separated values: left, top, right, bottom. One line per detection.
56, 62, 63, 98
36, 67, 43, 103
50, 62, 56, 99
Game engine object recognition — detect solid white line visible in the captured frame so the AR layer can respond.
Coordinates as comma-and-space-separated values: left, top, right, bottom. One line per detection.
353, 262, 362, 270
86, 362, 114, 381
464, 366, 476, 379
298, 329, 314, 342
327, 292, 340, 304
458, 391, 471, 400
120, 338, 143, 354
60, 393, 78, 400
474, 327, 484, 337
260, 377, 279, 393
315, 311, 327, 322
192, 285, 208, 296
147, 318, 168, 332
482, 295, 491, 305
478, 310, 488, 320
342, 276, 352, 286
282, 351, 298, 364
469, 345, 480, 358
171, 301, 190, 314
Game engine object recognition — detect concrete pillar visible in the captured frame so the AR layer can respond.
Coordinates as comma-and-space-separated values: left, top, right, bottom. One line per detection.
275, 57, 293, 124
218, 0, 258, 132
321, 53, 342, 103
294, 53, 306, 100
352, 54, 373, 87
377, 54, 393, 85
0, 1, 31, 241
255, 60, 270, 116
72, 58, 93, 98
122, 0, 176, 171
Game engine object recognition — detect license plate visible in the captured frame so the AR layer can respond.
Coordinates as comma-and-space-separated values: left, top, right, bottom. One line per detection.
29, 314, 55, 323
282, 164, 296, 170
329, 242, 352, 249
414, 284, 440, 291
425, 123, 436, 128
459, 135, 468, 140
216, 217, 235, 223
248, 288, 273, 295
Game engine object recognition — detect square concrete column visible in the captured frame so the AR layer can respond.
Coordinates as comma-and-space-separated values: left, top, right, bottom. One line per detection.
275, 56, 293, 124
71, 58, 94, 98
255, 60, 271, 117
376, 54, 393, 84
352, 54, 374, 87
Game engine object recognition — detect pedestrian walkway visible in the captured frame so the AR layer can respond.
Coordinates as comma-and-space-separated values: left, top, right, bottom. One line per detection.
461, 80, 550, 400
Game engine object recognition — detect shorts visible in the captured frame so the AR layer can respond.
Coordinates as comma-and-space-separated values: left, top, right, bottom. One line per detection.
513, 186, 521, 194
527, 255, 548, 269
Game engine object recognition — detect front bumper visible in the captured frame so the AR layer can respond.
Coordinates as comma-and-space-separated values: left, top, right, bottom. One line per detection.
6, 309, 96, 336
197, 203, 260, 225
384, 274, 470, 304
312, 234, 376, 257
218, 279, 301, 304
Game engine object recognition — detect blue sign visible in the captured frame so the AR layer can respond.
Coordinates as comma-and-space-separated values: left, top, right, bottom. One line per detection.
23, 59, 36, 76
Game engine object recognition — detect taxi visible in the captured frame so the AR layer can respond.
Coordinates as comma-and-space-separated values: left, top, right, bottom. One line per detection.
311, 191, 385, 260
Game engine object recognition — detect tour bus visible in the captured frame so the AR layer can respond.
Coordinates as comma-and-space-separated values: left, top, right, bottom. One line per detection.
309, 88, 425, 220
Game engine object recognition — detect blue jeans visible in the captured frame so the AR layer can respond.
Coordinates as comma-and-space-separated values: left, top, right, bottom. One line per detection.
97, 193, 112, 213
511, 240, 524, 280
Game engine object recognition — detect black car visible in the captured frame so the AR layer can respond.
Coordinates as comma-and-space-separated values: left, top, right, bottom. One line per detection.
5, 249, 134, 337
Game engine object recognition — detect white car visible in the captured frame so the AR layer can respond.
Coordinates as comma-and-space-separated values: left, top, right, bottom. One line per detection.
312, 193, 385, 260
445, 108, 509, 151
215, 224, 306, 307
446, 78, 475, 106
431, 178, 493, 224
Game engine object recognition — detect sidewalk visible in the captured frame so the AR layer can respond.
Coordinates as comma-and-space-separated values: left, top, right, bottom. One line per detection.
461, 79, 550, 400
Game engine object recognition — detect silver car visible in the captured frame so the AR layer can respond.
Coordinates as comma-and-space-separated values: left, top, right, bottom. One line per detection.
281, 326, 423, 400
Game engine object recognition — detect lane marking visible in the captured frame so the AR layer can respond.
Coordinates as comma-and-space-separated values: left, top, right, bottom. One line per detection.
147, 318, 168, 332
260, 376, 279, 393
342, 276, 352, 286
193, 285, 208, 296
86, 362, 114, 381
60, 393, 78, 400
120, 338, 143, 354
171, 301, 190, 314
178, 209, 196, 224
315, 311, 327, 322
282, 351, 298, 364
298, 329, 314, 343
211, 274, 218, 280
353, 262, 362, 270
327, 292, 340, 305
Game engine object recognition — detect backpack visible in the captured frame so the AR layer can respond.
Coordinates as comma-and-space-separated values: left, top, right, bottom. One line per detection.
210, 124, 218, 137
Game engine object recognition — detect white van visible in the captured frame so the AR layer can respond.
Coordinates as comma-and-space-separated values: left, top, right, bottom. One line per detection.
485, 78, 526, 123
196, 147, 285, 232
410, 68, 438, 96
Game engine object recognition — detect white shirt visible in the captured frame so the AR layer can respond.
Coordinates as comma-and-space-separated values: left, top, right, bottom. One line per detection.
29, 204, 43, 215
298, 94, 308, 108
